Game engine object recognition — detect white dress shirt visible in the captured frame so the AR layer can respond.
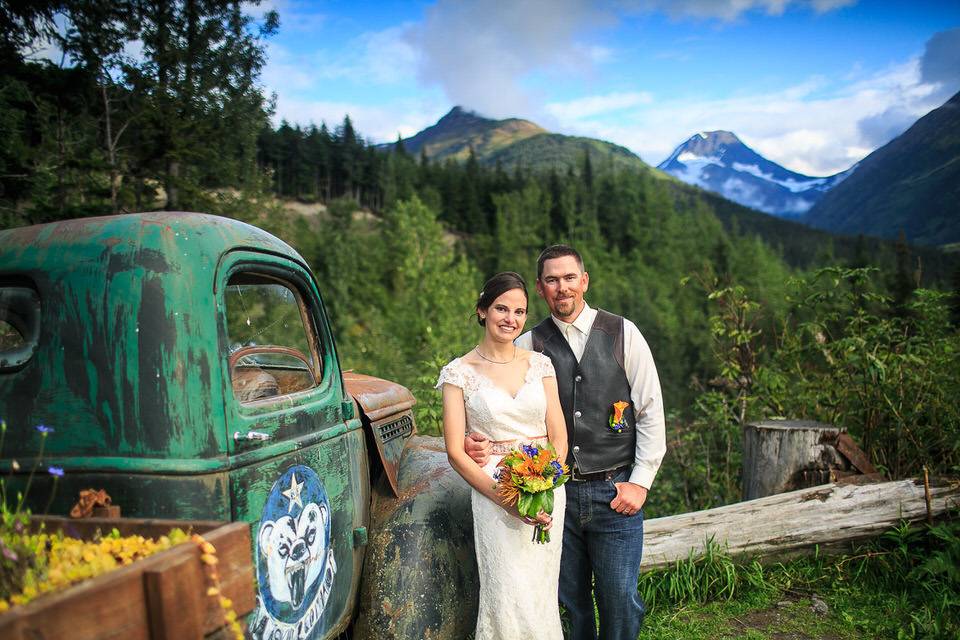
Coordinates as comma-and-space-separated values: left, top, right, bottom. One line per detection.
515, 303, 666, 489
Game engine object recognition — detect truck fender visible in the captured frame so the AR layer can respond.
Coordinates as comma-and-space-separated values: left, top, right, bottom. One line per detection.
352, 435, 478, 640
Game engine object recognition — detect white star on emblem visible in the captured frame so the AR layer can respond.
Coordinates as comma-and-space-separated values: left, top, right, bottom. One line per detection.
281, 472, 305, 513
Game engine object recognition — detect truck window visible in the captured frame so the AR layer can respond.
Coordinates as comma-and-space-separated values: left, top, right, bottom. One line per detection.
0, 284, 41, 370
225, 273, 321, 403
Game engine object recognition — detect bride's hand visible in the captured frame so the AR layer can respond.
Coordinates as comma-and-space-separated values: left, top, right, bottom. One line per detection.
518, 510, 553, 530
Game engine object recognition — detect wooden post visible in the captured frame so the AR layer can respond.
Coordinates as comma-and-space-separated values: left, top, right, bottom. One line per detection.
742, 420, 850, 500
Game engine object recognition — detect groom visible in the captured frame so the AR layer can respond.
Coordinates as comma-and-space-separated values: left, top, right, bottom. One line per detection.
466, 244, 666, 640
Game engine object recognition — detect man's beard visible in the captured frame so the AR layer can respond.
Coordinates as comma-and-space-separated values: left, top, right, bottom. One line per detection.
553, 298, 576, 318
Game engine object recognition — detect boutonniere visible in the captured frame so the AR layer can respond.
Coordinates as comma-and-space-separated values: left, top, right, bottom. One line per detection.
608, 401, 630, 433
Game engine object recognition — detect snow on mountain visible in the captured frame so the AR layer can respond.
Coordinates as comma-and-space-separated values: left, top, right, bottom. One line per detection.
657, 131, 853, 218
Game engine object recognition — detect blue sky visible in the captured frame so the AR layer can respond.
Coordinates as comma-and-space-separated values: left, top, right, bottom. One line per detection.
259, 0, 960, 176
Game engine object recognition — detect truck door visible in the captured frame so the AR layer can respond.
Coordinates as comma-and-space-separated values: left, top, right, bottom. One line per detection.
216, 250, 367, 640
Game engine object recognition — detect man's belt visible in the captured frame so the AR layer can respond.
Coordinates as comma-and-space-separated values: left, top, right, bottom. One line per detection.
569, 464, 631, 482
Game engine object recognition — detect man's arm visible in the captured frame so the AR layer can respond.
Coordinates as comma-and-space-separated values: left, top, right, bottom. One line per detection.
610, 319, 666, 514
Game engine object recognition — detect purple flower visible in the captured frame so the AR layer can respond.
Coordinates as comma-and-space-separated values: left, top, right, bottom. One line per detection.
47, 466, 64, 477
35, 425, 54, 434
521, 444, 539, 458
550, 460, 563, 479
1, 541, 18, 562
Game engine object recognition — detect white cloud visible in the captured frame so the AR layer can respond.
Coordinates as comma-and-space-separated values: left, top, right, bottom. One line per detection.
547, 56, 950, 176
623, 0, 856, 21
262, 24, 418, 100
545, 91, 653, 120
405, 0, 615, 118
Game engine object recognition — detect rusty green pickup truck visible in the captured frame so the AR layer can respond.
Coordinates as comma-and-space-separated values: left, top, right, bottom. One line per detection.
0, 212, 475, 639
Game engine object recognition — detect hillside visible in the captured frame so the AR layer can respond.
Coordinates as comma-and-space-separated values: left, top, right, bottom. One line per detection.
387, 106, 546, 162
485, 132, 648, 173
389, 106, 651, 173
677, 186, 959, 285
803, 90, 960, 246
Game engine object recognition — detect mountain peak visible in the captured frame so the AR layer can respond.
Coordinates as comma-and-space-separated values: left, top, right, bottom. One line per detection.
680, 130, 745, 158
658, 129, 847, 218
385, 106, 546, 163
438, 106, 490, 125
694, 130, 740, 144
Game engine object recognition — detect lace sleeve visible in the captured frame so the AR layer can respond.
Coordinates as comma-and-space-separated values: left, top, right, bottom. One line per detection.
533, 352, 556, 379
435, 358, 466, 391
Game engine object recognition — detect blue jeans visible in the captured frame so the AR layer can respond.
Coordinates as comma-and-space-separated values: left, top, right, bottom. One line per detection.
559, 468, 645, 640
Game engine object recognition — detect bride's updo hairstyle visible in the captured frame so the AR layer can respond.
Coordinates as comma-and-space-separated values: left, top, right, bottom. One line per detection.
476, 272, 527, 326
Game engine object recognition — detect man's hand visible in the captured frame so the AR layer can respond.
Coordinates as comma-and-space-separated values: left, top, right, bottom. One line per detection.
464, 432, 491, 466
610, 482, 647, 516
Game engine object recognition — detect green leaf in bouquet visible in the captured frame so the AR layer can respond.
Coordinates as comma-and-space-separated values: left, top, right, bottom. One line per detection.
528, 492, 543, 517
518, 492, 533, 516
542, 489, 554, 515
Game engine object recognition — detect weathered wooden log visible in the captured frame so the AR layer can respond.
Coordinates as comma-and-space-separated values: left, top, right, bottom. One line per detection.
742, 420, 852, 500
643, 476, 960, 572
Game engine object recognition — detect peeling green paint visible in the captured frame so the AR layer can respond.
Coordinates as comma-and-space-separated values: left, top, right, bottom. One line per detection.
0, 213, 303, 463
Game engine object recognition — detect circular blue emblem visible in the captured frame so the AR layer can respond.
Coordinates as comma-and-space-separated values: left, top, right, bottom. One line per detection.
252, 465, 337, 636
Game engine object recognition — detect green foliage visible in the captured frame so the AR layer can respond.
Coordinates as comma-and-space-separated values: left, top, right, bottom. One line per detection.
0, 1, 277, 222
0, 422, 61, 603
299, 196, 482, 432
641, 519, 960, 639
639, 538, 754, 612
651, 267, 960, 518
766, 269, 960, 478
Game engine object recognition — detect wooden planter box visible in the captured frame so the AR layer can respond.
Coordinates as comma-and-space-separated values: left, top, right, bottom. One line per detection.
0, 517, 255, 640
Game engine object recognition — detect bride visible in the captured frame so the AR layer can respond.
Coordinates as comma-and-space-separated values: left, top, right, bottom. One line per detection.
436, 271, 568, 639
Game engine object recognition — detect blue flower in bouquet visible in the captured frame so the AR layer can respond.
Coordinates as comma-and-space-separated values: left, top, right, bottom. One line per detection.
35, 424, 54, 434
47, 466, 64, 477
521, 444, 539, 458
550, 460, 563, 479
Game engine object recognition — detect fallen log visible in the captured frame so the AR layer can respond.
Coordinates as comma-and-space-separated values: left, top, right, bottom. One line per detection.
643, 476, 960, 572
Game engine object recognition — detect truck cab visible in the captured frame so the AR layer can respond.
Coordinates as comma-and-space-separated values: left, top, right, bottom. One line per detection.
0, 212, 419, 639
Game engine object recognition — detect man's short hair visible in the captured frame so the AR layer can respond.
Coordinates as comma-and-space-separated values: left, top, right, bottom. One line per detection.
537, 244, 584, 279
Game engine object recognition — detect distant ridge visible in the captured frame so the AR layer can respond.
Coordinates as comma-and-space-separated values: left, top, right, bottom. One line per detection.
658, 130, 851, 219
803, 90, 960, 246
385, 106, 650, 173
390, 106, 546, 162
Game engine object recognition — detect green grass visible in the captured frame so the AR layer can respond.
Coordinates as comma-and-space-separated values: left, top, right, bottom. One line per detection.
636, 520, 960, 640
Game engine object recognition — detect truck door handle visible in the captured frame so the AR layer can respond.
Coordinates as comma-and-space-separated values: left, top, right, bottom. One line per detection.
234, 430, 272, 442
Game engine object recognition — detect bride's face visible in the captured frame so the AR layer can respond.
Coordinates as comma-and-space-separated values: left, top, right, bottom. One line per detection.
482, 288, 528, 343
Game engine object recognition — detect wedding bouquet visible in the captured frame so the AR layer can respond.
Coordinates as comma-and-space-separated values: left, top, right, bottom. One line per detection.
495, 443, 569, 543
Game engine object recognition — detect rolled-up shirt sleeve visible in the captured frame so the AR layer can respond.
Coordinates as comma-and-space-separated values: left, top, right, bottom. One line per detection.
622, 319, 666, 489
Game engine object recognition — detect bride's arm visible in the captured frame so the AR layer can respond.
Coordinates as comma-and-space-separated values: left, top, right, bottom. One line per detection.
441, 383, 513, 509
543, 376, 568, 462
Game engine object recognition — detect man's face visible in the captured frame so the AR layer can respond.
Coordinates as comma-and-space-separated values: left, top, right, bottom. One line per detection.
536, 255, 589, 321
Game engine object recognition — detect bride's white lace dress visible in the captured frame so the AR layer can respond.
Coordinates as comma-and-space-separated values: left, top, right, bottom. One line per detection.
436, 352, 565, 640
